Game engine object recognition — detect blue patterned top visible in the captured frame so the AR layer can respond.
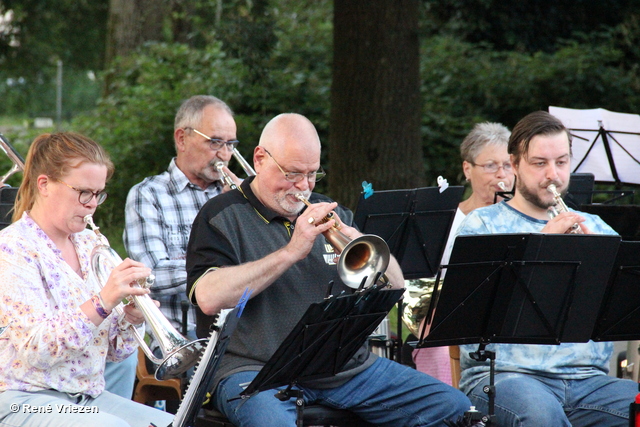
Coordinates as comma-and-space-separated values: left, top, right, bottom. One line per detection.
456, 201, 617, 392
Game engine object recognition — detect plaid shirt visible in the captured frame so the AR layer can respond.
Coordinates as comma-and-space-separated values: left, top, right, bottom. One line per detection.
124, 158, 222, 331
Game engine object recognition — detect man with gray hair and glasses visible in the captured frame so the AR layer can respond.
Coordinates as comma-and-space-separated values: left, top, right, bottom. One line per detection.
124, 95, 243, 347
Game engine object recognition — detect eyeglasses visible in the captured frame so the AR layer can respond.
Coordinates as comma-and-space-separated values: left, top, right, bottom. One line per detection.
263, 148, 326, 183
56, 179, 108, 205
187, 127, 240, 151
472, 161, 513, 174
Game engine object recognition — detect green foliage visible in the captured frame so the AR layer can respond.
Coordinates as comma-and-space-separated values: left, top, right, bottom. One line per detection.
421, 0, 639, 53
0, 68, 101, 118
420, 33, 640, 187
0, 0, 108, 73
3, 0, 640, 249
70, 3, 333, 244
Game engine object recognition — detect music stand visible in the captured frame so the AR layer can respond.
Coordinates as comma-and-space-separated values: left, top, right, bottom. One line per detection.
581, 205, 640, 241
417, 233, 620, 423
354, 186, 464, 357
549, 106, 640, 187
593, 240, 640, 342
354, 186, 464, 280
239, 285, 404, 425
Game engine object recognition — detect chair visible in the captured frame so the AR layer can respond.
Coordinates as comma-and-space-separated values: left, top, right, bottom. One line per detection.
132, 348, 183, 404
195, 405, 376, 427
449, 345, 461, 389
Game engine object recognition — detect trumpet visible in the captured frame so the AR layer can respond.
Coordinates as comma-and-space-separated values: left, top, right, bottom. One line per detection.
0, 134, 25, 186
295, 193, 390, 289
216, 148, 256, 189
84, 215, 207, 380
547, 184, 583, 234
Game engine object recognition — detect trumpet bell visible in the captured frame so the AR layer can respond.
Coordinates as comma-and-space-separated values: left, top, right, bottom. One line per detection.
337, 234, 390, 289
155, 338, 206, 380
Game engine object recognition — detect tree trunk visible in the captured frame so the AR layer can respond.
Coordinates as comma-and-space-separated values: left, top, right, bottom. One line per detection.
105, 0, 172, 65
329, 0, 425, 210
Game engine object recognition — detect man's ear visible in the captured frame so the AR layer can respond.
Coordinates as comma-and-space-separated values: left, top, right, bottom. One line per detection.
510, 154, 519, 174
253, 146, 266, 173
174, 127, 187, 153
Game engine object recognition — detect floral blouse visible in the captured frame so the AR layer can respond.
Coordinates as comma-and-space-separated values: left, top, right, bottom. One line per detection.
0, 213, 138, 397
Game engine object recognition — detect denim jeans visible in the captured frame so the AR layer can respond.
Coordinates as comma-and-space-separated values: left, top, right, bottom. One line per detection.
214, 357, 471, 427
103, 351, 138, 399
466, 372, 637, 427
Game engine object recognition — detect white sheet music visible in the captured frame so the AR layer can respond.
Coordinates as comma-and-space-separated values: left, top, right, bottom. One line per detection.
549, 106, 640, 184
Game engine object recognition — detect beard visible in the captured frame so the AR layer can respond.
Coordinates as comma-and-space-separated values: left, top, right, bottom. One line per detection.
201, 160, 226, 184
273, 190, 311, 216
517, 178, 564, 210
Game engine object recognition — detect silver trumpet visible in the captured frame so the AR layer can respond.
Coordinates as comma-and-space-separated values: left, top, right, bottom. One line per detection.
0, 134, 25, 186
84, 215, 207, 380
216, 148, 256, 190
546, 184, 583, 234
295, 193, 390, 289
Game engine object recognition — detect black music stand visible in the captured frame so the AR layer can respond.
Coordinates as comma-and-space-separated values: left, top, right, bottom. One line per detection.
593, 240, 640, 342
353, 186, 464, 358
580, 204, 640, 241
239, 284, 404, 426
417, 233, 620, 424
354, 186, 464, 280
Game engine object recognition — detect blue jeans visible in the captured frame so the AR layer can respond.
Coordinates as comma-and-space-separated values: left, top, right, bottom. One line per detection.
466, 373, 637, 426
104, 351, 138, 399
214, 357, 471, 427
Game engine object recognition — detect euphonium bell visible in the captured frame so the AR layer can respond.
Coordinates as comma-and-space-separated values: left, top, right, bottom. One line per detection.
295, 194, 390, 289
401, 278, 437, 337
84, 215, 207, 380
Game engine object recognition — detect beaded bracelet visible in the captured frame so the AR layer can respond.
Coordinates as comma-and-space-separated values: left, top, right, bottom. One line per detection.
91, 294, 111, 319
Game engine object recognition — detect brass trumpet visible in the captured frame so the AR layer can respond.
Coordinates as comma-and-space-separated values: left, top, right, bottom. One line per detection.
547, 184, 583, 234
295, 193, 390, 289
84, 215, 207, 380
216, 148, 256, 189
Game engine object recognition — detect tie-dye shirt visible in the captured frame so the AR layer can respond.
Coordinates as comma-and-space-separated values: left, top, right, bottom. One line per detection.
456, 201, 616, 392
0, 213, 138, 398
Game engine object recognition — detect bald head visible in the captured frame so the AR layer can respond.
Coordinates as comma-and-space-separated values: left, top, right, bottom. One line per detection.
259, 113, 321, 156
251, 113, 323, 219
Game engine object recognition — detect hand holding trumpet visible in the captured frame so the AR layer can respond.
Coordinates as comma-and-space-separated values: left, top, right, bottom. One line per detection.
290, 199, 339, 260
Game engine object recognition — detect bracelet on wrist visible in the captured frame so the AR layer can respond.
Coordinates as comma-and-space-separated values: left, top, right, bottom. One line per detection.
97, 292, 111, 313
91, 294, 111, 319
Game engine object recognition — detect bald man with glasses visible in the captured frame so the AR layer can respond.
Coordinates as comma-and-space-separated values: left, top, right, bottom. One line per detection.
186, 113, 470, 427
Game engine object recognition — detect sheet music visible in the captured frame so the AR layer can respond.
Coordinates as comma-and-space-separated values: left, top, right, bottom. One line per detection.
549, 106, 640, 184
